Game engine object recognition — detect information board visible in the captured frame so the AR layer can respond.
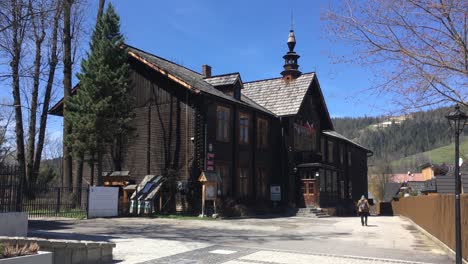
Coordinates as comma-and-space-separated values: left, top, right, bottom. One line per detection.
270, 185, 281, 201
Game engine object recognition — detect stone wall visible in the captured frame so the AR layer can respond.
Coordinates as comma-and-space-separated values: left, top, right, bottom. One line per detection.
0, 237, 115, 264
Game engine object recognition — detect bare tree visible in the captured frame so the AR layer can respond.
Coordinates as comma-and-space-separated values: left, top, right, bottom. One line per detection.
25, 0, 46, 185
96, 0, 105, 22
369, 157, 394, 203
324, 0, 467, 110
62, 0, 73, 188
8, 0, 29, 179
31, 0, 62, 184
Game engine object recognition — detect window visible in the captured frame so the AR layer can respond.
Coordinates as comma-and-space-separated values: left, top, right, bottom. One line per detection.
348, 180, 353, 198
216, 164, 231, 196
257, 118, 269, 148
319, 169, 326, 192
339, 145, 344, 164
328, 141, 334, 163
348, 151, 352, 166
216, 106, 230, 142
321, 138, 326, 161
239, 113, 250, 144
238, 167, 249, 197
256, 168, 268, 198
332, 171, 337, 193
326, 170, 332, 192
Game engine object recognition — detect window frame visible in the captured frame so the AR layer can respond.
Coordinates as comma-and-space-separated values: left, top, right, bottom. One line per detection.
328, 140, 334, 163
238, 167, 249, 197
216, 106, 231, 142
321, 137, 326, 161
256, 167, 268, 198
239, 112, 250, 145
257, 117, 269, 148
216, 163, 231, 197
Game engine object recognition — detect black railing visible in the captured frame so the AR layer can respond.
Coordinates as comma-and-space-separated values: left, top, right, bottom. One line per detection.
0, 165, 88, 218
0, 165, 22, 212
22, 185, 88, 219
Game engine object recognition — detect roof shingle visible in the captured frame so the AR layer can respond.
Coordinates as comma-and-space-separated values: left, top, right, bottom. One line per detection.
205, 73, 239, 87
242, 73, 315, 117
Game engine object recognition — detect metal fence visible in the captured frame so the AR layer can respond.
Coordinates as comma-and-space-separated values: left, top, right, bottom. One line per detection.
0, 165, 88, 219
22, 185, 88, 219
0, 165, 22, 212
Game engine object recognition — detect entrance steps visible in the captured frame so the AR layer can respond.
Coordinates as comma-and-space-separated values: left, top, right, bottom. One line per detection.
294, 207, 330, 218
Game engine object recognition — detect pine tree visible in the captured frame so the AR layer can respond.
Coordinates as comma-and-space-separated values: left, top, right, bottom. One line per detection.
65, 3, 133, 186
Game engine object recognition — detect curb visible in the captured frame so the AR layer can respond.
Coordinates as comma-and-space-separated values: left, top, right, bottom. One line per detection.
399, 216, 467, 264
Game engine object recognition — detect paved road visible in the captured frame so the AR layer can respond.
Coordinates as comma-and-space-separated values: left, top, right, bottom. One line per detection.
29, 216, 453, 264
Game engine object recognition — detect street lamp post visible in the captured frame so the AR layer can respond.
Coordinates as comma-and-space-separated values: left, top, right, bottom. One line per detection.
446, 104, 467, 264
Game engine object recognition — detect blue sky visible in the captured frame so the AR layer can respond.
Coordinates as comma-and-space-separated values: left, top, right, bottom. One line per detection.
103, 0, 389, 117
13, 0, 392, 142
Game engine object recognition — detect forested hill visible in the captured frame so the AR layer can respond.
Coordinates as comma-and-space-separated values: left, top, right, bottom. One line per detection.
332, 107, 462, 164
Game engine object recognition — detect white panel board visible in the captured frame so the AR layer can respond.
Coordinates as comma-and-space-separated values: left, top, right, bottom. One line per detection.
88, 186, 119, 218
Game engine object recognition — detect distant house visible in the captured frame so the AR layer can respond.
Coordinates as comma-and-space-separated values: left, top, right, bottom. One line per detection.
383, 182, 403, 202
420, 162, 449, 181
434, 163, 468, 194
391, 173, 424, 183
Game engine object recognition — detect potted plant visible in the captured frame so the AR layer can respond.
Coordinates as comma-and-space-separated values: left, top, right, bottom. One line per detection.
0, 242, 52, 264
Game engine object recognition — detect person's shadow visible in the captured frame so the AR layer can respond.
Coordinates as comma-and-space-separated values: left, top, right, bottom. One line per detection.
365, 225, 378, 227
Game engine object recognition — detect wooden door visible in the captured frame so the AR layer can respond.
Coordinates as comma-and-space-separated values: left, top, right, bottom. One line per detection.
302, 180, 317, 208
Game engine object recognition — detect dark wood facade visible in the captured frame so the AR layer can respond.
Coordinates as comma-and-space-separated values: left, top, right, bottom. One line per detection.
50, 38, 372, 213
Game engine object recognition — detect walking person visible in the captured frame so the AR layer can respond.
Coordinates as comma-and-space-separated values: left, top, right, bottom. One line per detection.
357, 195, 370, 226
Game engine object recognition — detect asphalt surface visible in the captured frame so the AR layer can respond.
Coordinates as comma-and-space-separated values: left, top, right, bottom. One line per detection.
28, 215, 453, 264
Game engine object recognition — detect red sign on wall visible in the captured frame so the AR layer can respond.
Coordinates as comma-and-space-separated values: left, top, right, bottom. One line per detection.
206, 152, 215, 171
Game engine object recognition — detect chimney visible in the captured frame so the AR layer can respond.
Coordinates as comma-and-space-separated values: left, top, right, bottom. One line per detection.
202, 64, 212, 78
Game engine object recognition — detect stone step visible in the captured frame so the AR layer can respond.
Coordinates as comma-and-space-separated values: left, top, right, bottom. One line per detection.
294, 207, 330, 218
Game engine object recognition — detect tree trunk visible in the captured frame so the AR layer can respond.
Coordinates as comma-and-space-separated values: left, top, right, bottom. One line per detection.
97, 151, 103, 186
73, 154, 84, 207
62, 0, 73, 189
26, 0, 45, 185
10, 0, 26, 185
32, 0, 61, 183
96, 0, 105, 21
90, 154, 95, 186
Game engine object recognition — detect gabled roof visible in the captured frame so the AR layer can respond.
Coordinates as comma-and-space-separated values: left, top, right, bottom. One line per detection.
383, 182, 402, 202
243, 73, 315, 117
204, 73, 240, 87
322, 130, 372, 153
49, 45, 275, 117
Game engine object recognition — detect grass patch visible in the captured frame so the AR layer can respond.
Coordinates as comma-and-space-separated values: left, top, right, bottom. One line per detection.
391, 138, 468, 168
150, 214, 217, 220
24, 208, 87, 219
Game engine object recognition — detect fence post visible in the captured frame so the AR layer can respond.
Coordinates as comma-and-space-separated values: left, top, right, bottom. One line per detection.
55, 187, 61, 215
16, 166, 23, 212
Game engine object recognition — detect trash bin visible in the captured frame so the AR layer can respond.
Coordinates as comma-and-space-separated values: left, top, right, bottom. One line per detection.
137, 200, 145, 215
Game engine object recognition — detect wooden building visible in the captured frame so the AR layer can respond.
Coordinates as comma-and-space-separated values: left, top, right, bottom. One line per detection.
50, 29, 372, 213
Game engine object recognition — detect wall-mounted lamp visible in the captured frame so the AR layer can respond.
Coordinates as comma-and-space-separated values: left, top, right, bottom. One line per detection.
315, 172, 320, 178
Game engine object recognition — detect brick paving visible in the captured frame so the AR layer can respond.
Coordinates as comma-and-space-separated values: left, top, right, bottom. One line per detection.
29, 216, 454, 264
139, 245, 436, 264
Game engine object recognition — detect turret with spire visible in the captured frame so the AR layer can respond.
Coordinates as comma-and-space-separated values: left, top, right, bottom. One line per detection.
281, 27, 302, 81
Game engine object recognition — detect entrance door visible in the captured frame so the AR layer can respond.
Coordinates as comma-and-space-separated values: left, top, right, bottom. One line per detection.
302, 180, 317, 208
